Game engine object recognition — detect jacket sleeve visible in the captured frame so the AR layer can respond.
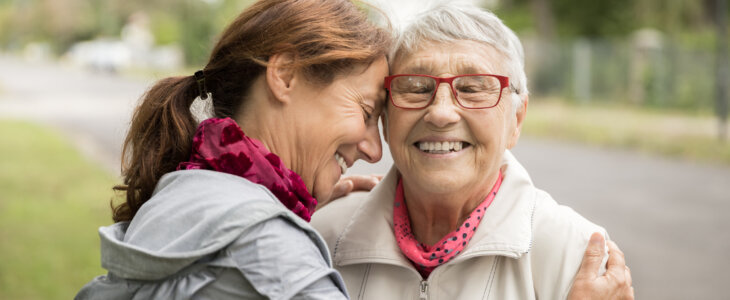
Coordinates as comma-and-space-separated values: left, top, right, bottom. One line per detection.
224, 216, 349, 300
529, 189, 609, 300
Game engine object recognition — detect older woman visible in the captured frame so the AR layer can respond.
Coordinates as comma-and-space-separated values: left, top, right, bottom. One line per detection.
312, 3, 633, 300
77, 0, 389, 298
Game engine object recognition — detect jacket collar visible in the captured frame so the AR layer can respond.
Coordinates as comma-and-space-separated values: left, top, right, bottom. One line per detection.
332, 150, 536, 268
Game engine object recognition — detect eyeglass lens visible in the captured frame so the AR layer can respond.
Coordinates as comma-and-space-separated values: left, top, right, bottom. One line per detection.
390, 75, 502, 108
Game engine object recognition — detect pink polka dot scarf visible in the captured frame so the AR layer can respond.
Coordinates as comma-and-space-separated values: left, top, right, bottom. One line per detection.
393, 171, 503, 278
177, 118, 317, 221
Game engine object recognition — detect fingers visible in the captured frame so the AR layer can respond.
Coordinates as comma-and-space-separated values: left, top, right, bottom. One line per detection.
574, 232, 606, 281
604, 239, 629, 295
318, 175, 382, 211
344, 175, 381, 192
624, 264, 634, 299
330, 179, 355, 201
629, 286, 635, 300
605, 240, 627, 280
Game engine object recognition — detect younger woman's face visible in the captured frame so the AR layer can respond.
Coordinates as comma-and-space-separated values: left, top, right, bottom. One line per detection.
289, 56, 389, 201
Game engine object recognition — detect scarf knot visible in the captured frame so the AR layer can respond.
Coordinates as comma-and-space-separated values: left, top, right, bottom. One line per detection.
178, 118, 317, 221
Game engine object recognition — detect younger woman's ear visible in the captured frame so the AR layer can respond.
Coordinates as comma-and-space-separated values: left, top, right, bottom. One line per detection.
266, 53, 296, 103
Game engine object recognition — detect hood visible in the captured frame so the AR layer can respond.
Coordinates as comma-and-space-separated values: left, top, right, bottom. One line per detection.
98, 169, 290, 280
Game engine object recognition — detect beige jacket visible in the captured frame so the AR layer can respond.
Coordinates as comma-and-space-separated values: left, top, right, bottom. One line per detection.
312, 151, 607, 300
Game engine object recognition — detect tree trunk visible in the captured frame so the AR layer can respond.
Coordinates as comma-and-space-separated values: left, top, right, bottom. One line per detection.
531, 0, 555, 39
716, 0, 728, 142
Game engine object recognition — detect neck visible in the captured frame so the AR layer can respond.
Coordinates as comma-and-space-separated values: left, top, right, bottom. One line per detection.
402, 171, 499, 246
235, 76, 301, 180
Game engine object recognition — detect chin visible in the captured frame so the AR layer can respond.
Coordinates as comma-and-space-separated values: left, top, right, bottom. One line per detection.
409, 172, 466, 194
312, 177, 337, 203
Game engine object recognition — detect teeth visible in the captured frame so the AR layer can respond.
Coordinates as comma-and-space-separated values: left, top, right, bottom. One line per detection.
416, 141, 467, 154
334, 153, 347, 174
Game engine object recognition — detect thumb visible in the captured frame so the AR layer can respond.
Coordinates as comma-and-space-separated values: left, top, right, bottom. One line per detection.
331, 179, 354, 200
574, 232, 606, 281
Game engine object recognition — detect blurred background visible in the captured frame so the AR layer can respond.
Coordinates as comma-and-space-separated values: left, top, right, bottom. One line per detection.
0, 0, 728, 299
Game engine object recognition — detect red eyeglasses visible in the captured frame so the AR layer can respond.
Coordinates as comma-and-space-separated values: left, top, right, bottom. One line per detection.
384, 74, 510, 110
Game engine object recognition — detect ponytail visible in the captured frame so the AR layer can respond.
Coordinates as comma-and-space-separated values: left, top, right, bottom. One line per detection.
110, 0, 392, 222
112, 76, 199, 222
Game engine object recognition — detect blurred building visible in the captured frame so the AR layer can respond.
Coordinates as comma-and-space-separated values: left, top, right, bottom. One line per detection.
64, 11, 183, 73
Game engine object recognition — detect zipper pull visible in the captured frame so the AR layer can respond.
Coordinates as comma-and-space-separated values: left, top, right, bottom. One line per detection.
419, 280, 429, 300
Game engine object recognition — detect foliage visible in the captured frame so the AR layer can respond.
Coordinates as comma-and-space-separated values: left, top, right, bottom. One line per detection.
523, 100, 730, 164
0, 0, 724, 65
550, 0, 634, 37
0, 120, 117, 299
0, 0, 255, 63
496, 0, 719, 38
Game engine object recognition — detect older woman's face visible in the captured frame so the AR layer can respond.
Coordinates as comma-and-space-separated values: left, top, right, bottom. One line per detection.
386, 40, 525, 195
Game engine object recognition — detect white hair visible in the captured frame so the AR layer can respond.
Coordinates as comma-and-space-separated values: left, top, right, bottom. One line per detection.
377, 0, 529, 107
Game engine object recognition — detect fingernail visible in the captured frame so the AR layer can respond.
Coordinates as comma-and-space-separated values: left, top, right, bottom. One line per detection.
589, 233, 602, 245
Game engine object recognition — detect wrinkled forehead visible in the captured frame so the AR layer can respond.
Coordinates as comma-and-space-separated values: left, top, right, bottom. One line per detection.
389, 40, 508, 76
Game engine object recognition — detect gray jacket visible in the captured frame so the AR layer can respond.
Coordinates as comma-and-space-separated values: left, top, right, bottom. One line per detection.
76, 169, 348, 300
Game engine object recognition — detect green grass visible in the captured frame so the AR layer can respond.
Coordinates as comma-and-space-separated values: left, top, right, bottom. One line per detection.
523, 99, 730, 164
0, 120, 117, 300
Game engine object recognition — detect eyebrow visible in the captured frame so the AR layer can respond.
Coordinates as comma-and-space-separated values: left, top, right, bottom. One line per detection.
459, 65, 484, 75
397, 64, 493, 76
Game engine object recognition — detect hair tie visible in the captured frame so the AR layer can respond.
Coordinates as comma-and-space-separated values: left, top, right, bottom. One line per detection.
191, 70, 214, 124
194, 70, 209, 100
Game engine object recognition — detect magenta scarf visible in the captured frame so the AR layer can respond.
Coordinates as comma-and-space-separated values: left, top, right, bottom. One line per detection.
393, 171, 503, 278
177, 118, 317, 221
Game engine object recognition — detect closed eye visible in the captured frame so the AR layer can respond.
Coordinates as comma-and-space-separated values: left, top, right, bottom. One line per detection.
360, 103, 374, 121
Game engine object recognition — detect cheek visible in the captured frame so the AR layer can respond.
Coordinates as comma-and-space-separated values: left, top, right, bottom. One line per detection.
468, 114, 508, 148
319, 111, 365, 146
386, 114, 412, 149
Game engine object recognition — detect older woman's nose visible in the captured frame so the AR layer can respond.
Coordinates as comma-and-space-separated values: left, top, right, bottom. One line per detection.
357, 122, 383, 163
423, 85, 461, 127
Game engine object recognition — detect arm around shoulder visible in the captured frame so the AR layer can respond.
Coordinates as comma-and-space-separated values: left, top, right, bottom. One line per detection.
529, 190, 609, 300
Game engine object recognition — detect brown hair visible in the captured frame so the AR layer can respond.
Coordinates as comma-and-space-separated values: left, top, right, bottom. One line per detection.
112, 0, 391, 222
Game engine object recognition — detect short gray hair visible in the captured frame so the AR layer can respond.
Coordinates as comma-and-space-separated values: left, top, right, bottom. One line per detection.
390, 2, 529, 106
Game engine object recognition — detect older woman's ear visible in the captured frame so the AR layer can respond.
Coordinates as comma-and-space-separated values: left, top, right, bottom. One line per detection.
507, 94, 529, 149
265, 53, 297, 104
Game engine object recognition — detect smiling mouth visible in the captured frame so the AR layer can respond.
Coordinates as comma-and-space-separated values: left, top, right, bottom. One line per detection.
334, 152, 348, 174
414, 141, 472, 154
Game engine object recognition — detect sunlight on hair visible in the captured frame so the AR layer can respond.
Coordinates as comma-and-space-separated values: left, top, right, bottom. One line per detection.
368, 0, 483, 32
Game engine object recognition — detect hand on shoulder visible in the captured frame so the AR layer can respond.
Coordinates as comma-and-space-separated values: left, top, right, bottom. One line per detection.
569, 233, 634, 300
316, 174, 382, 210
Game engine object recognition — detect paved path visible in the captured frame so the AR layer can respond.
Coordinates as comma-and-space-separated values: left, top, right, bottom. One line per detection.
0, 55, 147, 174
1, 56, 728, 299
349, 136, 730, 300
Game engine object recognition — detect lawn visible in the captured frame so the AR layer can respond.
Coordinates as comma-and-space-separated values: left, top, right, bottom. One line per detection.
523, 100, 730, 165
0, 120, 117, 299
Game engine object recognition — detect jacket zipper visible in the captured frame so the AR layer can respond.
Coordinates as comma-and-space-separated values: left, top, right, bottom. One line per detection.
419, 280, 429, 300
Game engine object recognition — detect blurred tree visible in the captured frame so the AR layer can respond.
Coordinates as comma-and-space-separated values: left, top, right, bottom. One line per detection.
496, 0, 718, 39
530, 0, 554, 39
714, 0, 729, 141
498, 0, 633, 38
551, 0, 634, 37
0, 0, 255, 64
